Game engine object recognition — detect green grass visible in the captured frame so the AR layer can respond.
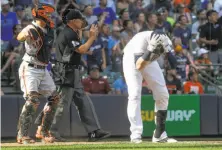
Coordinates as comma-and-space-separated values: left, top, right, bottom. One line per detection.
2, 142, 222, 150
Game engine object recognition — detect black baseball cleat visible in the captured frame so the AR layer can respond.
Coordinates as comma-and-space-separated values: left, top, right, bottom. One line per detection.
88, 129, 111, 142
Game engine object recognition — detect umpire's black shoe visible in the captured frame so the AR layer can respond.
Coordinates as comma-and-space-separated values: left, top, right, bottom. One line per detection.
88, 129, 111, 142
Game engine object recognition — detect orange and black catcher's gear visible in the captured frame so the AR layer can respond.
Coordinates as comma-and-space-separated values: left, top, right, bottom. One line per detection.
32, 3, 55, 28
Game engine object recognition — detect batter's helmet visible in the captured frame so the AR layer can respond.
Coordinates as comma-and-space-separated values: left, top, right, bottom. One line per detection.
32, 3, 55, 28
62, 9, 88, 28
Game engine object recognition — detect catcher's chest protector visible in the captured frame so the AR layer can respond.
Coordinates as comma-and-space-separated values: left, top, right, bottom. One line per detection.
25, 24, 54, 64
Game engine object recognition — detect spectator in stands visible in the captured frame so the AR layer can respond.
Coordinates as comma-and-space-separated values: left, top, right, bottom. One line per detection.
14, 5, 25, 24
183, 71, 204, 94
93, 0, 116, 25
173, 0, 191, 13
156, 7, 172, 36
82, 64, 111, 94
116, 0, 129, 15
108, 26, 123, 72
120, 20, 135, 47
108, 26, 121, 53
214, 0, 222, 17
57, 0, 80, 10
1, 24, 24, 88
174, 4, 192, 25
128, 0, 144, 21
173, 15, 192, 50
113, 72, 127, 94
134, 12, 146, 33
1, 0, 18, 52
1, 24, 23, 73
199, 10, 222, 65
195, 48, 214, 71
164, 8, 176, 27
165, 67, 182, 94
111, 42, 123, 72
95, 0, 117, 13
82, 5, 98, 25
192, 9, 207, 39
86, 30, 107, 71
139, 12, 157, 32
144, 0, 171, 14
118, 8, 130, 28
20, 18, 31, 28
174, 44, 191, 82
100, 24, 112, 73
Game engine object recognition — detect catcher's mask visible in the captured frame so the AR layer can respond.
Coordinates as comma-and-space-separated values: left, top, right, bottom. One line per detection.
32, 3, 55, 28
62, 9, 88, 29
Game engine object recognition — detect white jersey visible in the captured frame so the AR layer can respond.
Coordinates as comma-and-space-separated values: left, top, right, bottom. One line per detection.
123, 31, 172, 55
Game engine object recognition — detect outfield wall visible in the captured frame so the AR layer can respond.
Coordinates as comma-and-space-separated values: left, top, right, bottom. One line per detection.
1, 94, 222, 138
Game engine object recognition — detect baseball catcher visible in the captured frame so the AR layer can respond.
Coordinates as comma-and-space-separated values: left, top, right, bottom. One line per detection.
16, 2, 59, 144
123, 30, 178, 143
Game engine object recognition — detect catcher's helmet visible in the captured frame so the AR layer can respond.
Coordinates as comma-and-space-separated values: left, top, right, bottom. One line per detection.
62, 9, 88, 28
32, 3, 55, 28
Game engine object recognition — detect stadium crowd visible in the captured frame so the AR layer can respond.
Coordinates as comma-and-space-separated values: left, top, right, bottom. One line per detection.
1, 0, 222, 96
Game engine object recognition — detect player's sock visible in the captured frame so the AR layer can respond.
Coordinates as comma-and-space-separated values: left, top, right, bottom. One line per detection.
154, 110, 167, 138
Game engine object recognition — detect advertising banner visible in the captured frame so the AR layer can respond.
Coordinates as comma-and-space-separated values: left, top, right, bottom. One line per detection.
142, 95, 200, 136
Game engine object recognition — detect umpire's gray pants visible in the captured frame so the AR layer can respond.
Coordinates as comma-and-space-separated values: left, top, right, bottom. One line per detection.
51, 86, 101, 134
50, 69, 101, 134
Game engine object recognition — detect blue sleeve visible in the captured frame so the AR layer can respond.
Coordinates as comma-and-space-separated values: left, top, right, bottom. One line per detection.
109, 8, 116, 21
108, 39, 115, 50
113, 80, 121, 90
173, 28, 180, 37
93, 8, 100, 16
13, 13, 18, 25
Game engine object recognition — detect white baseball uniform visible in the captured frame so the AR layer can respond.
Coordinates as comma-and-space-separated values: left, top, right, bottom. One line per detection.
123, 31, 170, 140
19, 22, 56, 98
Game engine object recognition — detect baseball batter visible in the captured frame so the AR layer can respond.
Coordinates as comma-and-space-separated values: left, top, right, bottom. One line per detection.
16, 3, 59, 144
123, 30, 177, 143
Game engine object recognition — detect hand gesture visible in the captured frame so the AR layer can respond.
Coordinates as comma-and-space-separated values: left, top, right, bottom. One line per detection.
148, 34, 162, 51
89, 24, 98, 40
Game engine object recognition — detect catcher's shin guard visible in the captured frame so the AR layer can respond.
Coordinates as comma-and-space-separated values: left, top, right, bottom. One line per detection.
154, 110, 167, 138
17, 92, 40, 143
36, 93, 59, 143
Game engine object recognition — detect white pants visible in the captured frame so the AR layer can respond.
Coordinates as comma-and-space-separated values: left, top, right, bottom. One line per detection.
123, 52, 169, 140
19, 61, 56, 98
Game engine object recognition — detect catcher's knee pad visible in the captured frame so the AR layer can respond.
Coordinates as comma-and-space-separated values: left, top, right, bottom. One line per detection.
48, 91, 60, 106
40, 91, 60, 135
18, 91, 40, 136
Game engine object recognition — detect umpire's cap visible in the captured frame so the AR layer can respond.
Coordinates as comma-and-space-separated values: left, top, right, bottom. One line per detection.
62, 9, 88, 28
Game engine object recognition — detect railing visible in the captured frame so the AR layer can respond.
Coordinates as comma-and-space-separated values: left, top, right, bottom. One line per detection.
194, 64, 222, 96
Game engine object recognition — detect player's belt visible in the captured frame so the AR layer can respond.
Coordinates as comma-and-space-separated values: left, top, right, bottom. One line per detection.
28, 63, 46, 69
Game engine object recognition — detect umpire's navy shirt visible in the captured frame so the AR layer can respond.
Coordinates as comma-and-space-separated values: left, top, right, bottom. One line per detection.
56, 25, 81, 65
